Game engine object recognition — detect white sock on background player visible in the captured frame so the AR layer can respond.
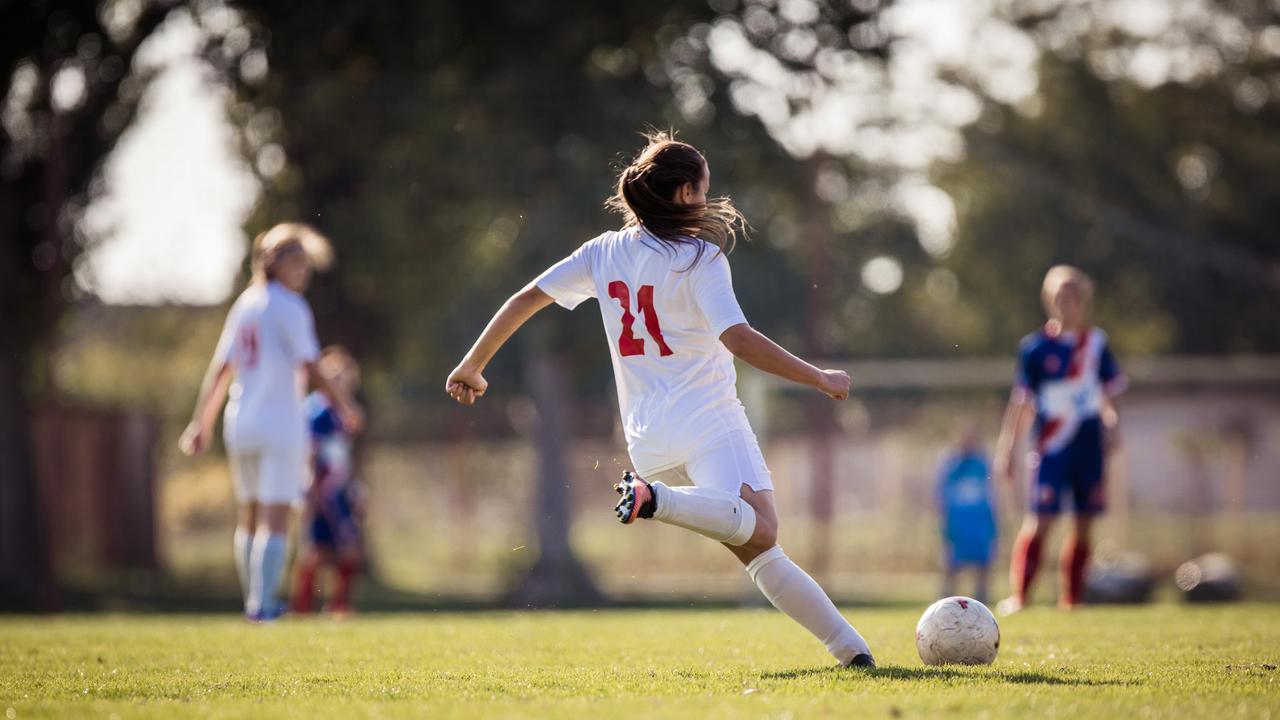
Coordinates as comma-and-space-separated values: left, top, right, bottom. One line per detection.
650, 481, 756, 546
746, 545, 872, 665
247, 531, 287, 615
233, 527, 252, 606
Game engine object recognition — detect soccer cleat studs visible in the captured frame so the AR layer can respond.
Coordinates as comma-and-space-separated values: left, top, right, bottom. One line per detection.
613, 471, 645, 524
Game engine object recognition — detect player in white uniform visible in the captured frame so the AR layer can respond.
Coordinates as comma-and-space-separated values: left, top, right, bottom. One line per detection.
181, 223, 362, 621
446, 133, 875, 668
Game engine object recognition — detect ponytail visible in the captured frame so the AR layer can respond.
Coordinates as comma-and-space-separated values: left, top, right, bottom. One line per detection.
604, 131, 746, 268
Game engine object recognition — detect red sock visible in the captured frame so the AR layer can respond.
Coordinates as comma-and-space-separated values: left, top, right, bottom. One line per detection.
333, 559, 358, 609
1060, 536, 1090, 606
292, 555, 320, 614
1009, 531, 1043, 605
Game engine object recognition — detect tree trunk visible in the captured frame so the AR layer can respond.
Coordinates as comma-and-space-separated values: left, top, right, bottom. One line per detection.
502, 331, 602, 608
0, 347, 54, 611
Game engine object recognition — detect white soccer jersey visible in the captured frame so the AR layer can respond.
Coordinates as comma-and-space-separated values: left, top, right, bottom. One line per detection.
535, 226, 753, 475
213, 280, 321, 452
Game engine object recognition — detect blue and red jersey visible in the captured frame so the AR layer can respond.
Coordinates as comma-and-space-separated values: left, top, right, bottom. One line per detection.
1013, 325, 1126, 457
305, 393, 361, 548
307, 392, 352, 489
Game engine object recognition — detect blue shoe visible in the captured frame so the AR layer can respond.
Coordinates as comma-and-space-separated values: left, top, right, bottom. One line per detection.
246, 601, 286, 623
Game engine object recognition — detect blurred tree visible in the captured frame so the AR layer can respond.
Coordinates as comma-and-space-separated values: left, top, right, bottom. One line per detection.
942, 54, 1280, 356
674, 0, 1280, 358
0, 0, 181, 610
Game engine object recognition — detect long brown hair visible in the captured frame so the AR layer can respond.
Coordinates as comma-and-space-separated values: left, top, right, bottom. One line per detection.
604, 130, 746, 267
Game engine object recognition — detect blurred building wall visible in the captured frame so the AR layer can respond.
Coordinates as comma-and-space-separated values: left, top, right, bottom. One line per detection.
32, 405, 159, 583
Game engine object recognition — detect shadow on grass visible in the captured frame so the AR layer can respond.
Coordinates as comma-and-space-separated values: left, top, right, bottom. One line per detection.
762, 665, 1131, 686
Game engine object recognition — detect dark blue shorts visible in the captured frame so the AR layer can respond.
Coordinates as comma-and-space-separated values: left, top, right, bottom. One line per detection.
309, 487, 360, 550
1031, 418, 1106, 516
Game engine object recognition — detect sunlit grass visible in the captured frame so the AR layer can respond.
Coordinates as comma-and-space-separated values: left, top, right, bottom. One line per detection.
2, 604, 1278, 718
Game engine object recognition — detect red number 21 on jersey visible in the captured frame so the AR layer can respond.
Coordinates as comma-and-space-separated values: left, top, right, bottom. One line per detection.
237, 324, 260, 369
607, 281, 674, 357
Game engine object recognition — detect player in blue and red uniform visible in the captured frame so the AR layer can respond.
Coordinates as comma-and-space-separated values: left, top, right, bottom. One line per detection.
994, 266, 1126, 614
291, 346, 366, 616
937, 428, 997, 604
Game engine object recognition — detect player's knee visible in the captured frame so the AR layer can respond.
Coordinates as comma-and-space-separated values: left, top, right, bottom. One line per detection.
1073, 517, 1093, 541
747, 518, 777, 550
1029, 515, 1055, 540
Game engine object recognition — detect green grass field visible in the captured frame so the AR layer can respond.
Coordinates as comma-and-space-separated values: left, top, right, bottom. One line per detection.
2, 604, 1278, 719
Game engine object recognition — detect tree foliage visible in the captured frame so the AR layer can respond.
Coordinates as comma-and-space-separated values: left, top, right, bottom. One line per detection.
1, 0, 181, 607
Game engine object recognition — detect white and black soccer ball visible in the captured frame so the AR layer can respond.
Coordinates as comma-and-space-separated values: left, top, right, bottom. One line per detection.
915, 596, 1000, 665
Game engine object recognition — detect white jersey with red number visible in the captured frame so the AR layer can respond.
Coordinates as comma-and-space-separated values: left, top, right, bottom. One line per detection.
213, 280, 321, 452
535, 226, 753, 475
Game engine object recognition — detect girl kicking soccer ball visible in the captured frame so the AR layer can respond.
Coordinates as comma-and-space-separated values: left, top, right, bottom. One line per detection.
445, 132, 875, 668
181, 223, 362, 622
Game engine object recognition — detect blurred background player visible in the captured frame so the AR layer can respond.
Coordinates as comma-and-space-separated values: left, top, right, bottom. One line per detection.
445, 132, 875, 668
936, 427, 997, 604
994, 265, 1126, 614
292, 346, 366, 616
180, 223, 362, 622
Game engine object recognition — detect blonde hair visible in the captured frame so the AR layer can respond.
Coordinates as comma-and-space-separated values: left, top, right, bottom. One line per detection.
318, 345, 360, 390
251, 222, 334, 283
1041, 265, 1094, 314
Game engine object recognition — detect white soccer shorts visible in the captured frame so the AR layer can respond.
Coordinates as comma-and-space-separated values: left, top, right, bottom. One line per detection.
229, 446, 308, 505
646, 430, 774, 496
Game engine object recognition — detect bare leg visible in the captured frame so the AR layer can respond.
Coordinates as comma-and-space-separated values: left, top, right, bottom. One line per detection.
974, 563, 991, 605
723, 485, 779, 565
941, 553, 957, 599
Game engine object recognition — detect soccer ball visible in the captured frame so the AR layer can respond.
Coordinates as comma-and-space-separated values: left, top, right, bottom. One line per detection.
915, 596, 1000, 665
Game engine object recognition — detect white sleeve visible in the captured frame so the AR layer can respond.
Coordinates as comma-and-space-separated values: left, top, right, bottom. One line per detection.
692, 251, 748, 337
534, 242, 596, 310
211, 302, 241, 366
281, 298, 321, 364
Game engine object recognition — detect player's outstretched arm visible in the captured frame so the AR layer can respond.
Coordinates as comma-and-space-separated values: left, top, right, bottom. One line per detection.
718, 323, 850, 400
179, 360, 232, 455
993, 396, 1033, 484
446, 282, 555, 406
1101, 396, 1121, 450
306, 362, 365, 434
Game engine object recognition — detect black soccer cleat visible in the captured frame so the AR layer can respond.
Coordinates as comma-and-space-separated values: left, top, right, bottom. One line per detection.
846, 653, 876, 668
613, 471, 656, 524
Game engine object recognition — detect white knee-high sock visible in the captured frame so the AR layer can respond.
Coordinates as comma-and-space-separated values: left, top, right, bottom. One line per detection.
746, 545, 872, 665
650, 481, 756, 546
248, 532, 288, 615
233, 528, 253, 607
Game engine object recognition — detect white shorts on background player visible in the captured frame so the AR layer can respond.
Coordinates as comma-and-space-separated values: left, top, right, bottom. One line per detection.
535, 226, 772, 493
212, 280, 321, 504
230, 446, 309, 505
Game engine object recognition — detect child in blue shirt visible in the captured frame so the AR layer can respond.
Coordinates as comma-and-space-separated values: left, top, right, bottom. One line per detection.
937, 428, 997, 603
